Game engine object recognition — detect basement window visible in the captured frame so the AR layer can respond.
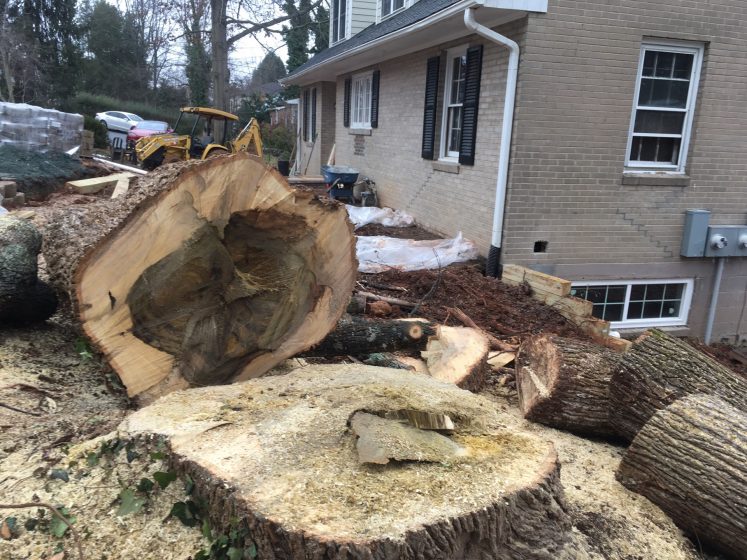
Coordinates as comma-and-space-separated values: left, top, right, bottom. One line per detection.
570, 279, 693, 328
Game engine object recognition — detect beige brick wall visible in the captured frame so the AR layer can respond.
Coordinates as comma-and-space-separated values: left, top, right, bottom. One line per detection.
505, 0, 747, 341
297, 82, 336, 174
333, 20, 527, 252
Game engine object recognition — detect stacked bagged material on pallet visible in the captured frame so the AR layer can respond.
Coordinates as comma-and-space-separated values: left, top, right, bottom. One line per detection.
0, 102, 83, 152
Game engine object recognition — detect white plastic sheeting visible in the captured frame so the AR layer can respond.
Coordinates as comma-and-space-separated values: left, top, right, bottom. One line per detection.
346, 205, 415, 229
356, 233, 480, 273
0, 102, 83, 152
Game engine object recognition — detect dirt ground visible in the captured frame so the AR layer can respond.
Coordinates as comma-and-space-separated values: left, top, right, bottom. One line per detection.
0, 185, 734, 559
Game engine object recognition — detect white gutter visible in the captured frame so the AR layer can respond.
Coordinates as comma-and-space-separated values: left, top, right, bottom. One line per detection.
464, 6, 519, 276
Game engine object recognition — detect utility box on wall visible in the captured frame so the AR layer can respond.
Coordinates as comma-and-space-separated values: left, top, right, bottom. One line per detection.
704, 225, 747, 258
681, 210, 710, 257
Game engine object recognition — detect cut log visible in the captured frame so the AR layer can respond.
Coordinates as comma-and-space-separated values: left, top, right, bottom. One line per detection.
308, 317, 436, 356
356, 290, 417, 309
609, 329, 747, 441
0, 216, 57, 325
446, 306, 517, 352
516, 334, 618, 436
363, 352, 416, 370
421, 326, 489, 391
617, 395, 747, 559
43, 155, 357, 399
120, 364, 590, 559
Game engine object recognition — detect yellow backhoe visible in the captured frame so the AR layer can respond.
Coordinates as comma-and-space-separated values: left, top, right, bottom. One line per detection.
135, 107, 263, 170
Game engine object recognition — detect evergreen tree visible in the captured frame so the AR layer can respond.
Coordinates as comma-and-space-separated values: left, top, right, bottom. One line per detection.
282, 0, 311, 73
251, 52, 286, 87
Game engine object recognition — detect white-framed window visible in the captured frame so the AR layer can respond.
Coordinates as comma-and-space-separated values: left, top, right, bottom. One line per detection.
440, 46, 467, 159
331, 0, 349, 44
351, 72, 373, 129
571, 279, 694, 328
381, 0, 405, 19
626, 41, 704, 172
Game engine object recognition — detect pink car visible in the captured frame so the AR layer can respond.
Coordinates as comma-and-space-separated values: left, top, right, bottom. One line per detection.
127, 120, 172, 145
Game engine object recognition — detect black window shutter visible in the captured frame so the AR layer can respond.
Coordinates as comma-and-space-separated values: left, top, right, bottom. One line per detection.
343, 78, 351, 128
421, 56, 440, 160
311, 88, 317, 140
459, 45, 483, 166
303, 89, 309, 141
370, 70, 380, 128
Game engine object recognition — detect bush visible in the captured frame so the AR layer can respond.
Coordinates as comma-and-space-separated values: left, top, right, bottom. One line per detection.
261, 124, 294, 160
84, 115, 109, 148
60, 92, 180, 125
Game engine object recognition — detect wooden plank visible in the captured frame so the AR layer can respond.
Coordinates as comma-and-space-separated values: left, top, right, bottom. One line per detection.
66, 173, 135, 195
502, 264, 571, 297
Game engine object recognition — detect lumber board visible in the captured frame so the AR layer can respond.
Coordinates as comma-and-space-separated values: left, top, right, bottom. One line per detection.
502, 264, 571, 297
66, 172, 135, 194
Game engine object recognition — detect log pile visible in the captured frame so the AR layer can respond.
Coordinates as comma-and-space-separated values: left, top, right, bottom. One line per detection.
43, 155, 357, 400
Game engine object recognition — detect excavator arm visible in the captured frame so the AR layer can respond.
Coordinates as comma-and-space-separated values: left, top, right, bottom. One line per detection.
231, 118, 263, 158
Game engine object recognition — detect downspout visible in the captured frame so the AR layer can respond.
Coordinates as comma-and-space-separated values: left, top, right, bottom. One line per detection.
704, 258, 726, 345
464, 7, 519, 277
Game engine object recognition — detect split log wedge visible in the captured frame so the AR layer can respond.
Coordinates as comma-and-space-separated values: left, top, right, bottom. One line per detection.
616, 394, 747, 558
308, 317, 436, 356
422, 326, 489, 391
0, 216, 57, 325
120, 364, 591, 559
516, 334, 618, 436
609, 329, 747, 441
43, 155, 357, 399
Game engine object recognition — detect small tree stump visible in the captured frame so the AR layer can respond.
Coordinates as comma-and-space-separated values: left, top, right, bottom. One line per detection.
122, 364, 591, 559
617, 394, 747, 558
516, 334, 618, 436
610, 329, 747, 441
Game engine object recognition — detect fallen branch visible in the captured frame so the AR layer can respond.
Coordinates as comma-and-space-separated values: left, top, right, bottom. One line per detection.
0, 502, 84, 559
446, 307, 517, 352
356, 291, 417, 309
0, 402, 42, 416
359, 280, 408, 293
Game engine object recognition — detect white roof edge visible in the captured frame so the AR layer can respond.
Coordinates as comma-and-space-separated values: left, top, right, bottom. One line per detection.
477, 0, 547, 12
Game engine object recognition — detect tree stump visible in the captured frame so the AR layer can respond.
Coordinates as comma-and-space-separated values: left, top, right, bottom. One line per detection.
121, 364, 591, 560
610, 329, 747, 441
421, 326, 489, 391
0, 215, 57, 325
617, 394, 747, 558
516, 334, 618, 436
43, 155, 357, 399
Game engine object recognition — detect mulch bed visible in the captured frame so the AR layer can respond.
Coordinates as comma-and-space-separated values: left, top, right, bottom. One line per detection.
355, 223, 442, 240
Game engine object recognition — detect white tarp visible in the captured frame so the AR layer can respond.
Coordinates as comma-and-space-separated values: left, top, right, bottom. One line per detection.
356, 233, 480, 273
346, 205, 415, 229
0, 102, 83, 152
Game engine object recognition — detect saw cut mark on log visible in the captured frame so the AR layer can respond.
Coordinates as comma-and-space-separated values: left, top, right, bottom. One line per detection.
446, 306, 517, 352
616, 394, 747, 559
422, 326, 489, 391
44, 155, 357, 398
516, 334, 619, 436
609, 329, 747, 442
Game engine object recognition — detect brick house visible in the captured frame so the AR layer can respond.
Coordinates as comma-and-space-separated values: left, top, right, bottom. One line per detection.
283, 0, 747, 343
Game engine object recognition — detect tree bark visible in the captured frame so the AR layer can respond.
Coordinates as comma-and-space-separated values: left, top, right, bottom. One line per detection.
0, 216, 57, 325
363, 352, 416, 370
43, 155, 357, 400
609, 329, 747, 441
210, 0, 229, 111
308, 317, 436, 356
516, 334, 618, 436
617, 394, 747, 559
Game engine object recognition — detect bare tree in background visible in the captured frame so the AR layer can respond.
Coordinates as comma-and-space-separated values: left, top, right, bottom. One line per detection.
123, 0, 178, 93
0, 2, 40, 102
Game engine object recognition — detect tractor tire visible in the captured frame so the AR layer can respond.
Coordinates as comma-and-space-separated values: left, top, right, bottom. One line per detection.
141, 147, 165, 171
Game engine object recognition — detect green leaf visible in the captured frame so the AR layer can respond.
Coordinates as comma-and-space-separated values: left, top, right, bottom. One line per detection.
184, 474, 195, 495
153, 471, 177, 489
49, 507, 75, 538
24, 518, 38, 531
117, 488, 145, 516
149, 451, 166, 461
126, 448, 140, 463
86, 452, 99, 467
169, 501, 197, 527
136, 478, 154, 493
245, 543, 257, 558
227, 547, 243, 560
201, 519, 212, 540
193, 551, 209, 560
50, 469, 69, 483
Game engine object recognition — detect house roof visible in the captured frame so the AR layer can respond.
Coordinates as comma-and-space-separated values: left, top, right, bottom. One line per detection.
289, 0, 457, 78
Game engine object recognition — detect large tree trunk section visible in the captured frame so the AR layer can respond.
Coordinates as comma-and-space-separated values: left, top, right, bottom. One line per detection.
0, 216, 57, 325
121, 364, 591, 559
609, 329, 747, 441
516, 334, 618, 436
421, 326, 489, 391
617, 395, 747, 559
43, 155, 357, 399
308, 317, 436, 356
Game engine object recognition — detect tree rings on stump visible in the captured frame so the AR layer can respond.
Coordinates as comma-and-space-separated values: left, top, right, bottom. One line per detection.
43, 155, 357, 399
121, 364, 588, 559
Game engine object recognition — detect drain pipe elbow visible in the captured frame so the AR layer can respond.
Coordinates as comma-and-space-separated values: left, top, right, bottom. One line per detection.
464, 7, 519, 277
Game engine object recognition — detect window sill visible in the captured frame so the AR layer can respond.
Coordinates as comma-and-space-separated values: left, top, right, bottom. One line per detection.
622, 172, 690, 187
432, 160, 460, 174
349, 128, 372, 136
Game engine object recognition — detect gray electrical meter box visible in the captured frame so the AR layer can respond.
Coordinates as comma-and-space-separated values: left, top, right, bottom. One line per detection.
681, 210, 710, 257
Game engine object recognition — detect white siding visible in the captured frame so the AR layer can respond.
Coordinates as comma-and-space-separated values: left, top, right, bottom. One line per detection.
351, 0, 377, 36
